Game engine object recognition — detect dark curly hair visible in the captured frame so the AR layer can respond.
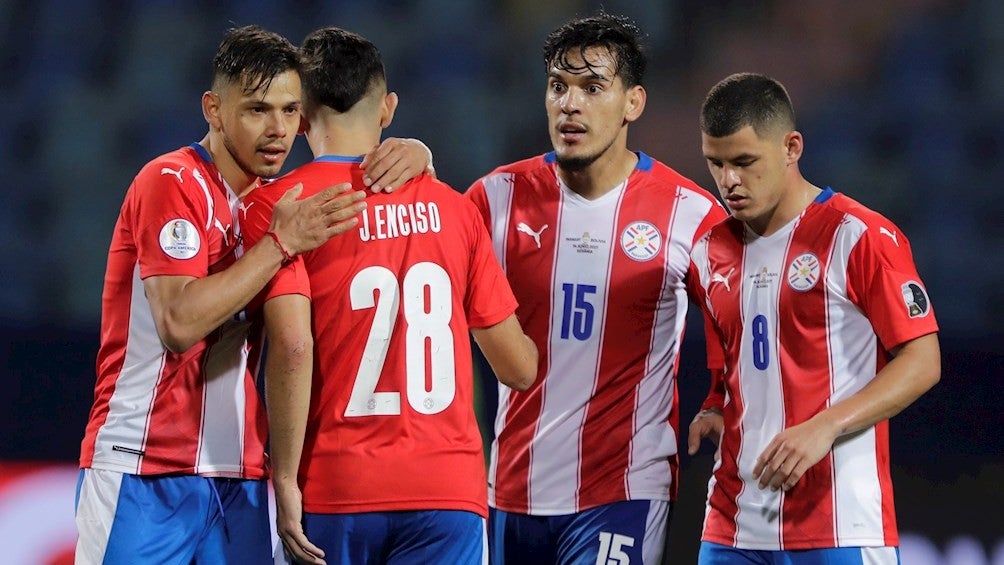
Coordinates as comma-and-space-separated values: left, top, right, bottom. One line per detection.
543, 11, 647, 88
212, 25, 301, 96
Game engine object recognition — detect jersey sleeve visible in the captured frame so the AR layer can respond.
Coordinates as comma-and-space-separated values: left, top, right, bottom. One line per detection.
462, 198, 517, 329
845, 221, 938, 351
463, 179, 493, 233
131, 163, 212, 279
240, 184, 312, 314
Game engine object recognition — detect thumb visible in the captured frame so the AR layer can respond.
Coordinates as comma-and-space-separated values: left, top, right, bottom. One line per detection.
687, 423, 701, 456
279, 183, 304, 203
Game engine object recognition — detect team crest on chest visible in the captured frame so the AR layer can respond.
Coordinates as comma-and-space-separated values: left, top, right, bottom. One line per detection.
620, 221, 662, 262
159, 218, 200, 260
787, 252, 820, 291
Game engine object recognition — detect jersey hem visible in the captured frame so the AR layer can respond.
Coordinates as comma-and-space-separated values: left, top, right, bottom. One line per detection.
701, 533, 897, 550
303, 499, 487, 518
83, 459, 267, 479
490, 491, 670, 516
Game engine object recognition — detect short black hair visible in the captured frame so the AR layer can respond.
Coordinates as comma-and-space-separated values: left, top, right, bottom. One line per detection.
299, 27, 385, 113
700, 73, 796, 138
212, 25, 301, 96
543, 11, 647, 88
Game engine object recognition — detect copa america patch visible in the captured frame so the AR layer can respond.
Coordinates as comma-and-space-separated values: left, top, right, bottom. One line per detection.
159, 218, 200, 259
620, 221, 662, 261
787, 252, 820, 291
901, 281, 930, 318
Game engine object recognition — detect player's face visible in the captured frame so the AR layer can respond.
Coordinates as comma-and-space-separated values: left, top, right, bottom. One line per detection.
546, 46, 641, 172
217, 70, 302, 181
702, 125, 794, 235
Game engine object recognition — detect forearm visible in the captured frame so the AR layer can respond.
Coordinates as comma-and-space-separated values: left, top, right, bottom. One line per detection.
264, 296, 313, 486
151, 237, 287, 352
812, 333, 941, 438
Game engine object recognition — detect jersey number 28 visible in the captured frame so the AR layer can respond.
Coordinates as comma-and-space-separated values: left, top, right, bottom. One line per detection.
345, 262, 455, 417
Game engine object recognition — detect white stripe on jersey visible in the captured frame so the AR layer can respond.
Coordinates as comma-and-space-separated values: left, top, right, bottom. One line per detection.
196, 318, 251, 474
483, 173, 515, 508
531, 181, 625, 511
733, 221, 798, 547
827, 216, 886, 545
92, 264, 168, 474
481, 173, 515, 272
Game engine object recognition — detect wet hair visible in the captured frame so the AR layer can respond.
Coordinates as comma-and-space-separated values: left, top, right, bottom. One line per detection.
299, 27, 385, 113
700, 72, 796, 138
212, 25, 301, 96
543, 11, 647, 88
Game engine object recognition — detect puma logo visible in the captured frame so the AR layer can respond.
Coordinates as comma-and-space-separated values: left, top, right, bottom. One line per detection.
214, 219, 231, 245
517, 222, 548, 249
711, 267, 735, 292
160, 166, 185, 183
879, 227, 898, 246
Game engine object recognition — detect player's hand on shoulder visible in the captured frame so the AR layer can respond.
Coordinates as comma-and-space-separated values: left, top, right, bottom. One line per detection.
360, 137, 435, 193
269, 182, 367, 255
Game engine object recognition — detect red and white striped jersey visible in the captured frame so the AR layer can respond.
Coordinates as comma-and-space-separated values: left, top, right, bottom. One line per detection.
466, 152, 727, 515
241, 156, 517, 517
689, 188, 939, 550
80, 144, 268, 479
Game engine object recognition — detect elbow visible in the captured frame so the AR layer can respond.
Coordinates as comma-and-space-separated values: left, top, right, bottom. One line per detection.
500, 368, 536, 392
157, 320, 199, 354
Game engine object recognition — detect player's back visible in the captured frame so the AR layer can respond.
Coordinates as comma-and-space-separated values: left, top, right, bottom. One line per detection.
249, 156, 513, 517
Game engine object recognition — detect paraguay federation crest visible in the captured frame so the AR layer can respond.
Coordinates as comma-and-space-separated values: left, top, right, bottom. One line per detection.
620, 221, 662, 262
787, 252, 820, 291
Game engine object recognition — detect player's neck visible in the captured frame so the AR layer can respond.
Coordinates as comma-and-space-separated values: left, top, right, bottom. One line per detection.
306, 115, 381, 160
198, 135, 257, 195
752, 178, 822, 237
558, 146, 638, 200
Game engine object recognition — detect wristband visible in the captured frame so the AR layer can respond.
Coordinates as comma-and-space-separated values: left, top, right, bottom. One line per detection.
265, 231, 294, 264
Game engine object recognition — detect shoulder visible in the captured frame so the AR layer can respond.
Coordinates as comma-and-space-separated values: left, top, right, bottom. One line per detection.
468, 154, 553, 191
638, 153, 719, 202
130, 146, 220, 202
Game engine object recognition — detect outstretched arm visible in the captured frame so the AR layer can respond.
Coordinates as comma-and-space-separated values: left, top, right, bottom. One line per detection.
145, 183, 364, 353
753, 333, 941, 491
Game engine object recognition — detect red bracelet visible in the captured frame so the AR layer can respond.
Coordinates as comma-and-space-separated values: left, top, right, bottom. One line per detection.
265, 231, 294, 264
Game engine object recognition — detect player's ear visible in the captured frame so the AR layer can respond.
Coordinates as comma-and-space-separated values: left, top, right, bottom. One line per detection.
624, 85, 646, 124
202, 91, 223, 130
380, 92, 398, 129
298, 113, 309, 135
784, 131, 803, 165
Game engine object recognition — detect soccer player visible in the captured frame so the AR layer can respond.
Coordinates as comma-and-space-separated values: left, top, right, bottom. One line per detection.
239, 27, 538, 565
687, 72, 941, 564
465, 12, 728, 565
75, 25, 432, 564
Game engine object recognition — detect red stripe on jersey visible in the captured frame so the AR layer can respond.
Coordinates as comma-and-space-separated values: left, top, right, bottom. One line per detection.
578, 179, 671, 508
777, 208, 844, 547
700, 222, 746, 546
494, 171, 560, 513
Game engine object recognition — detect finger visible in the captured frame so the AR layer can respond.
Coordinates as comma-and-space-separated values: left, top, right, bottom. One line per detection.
366, 154, 405, 193
761, 450, 790, 490
375, 161, 419, 193
325, 217, 361, 238
687, 423, 701, 456
319, 190, 366, 215
782, 461, 809, 491
279, 183, 304, 203
323, 201, 367, 225
308, 183, 353, 204
361, 141, 400, 185
281, 537, 326, 565
283, 528, 327, 563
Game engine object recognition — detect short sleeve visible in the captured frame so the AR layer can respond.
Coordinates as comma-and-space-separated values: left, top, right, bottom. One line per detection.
131, 164, 211, 279
462, 199, 517, 329
846, 222, 938, 350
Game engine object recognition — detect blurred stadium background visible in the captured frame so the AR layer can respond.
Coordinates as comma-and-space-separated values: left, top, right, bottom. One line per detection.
1, 1, 1001, 563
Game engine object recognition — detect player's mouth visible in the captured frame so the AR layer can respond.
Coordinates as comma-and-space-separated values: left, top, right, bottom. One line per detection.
259, 146, 287, 164
724, 193, 749, 209
558, 122, 587, 143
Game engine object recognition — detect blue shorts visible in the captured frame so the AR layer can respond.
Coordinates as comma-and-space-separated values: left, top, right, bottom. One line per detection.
302, 509, 486, 564
489, 500, 671, 565
698, 541, 900, 564
74, 468, 272, 564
